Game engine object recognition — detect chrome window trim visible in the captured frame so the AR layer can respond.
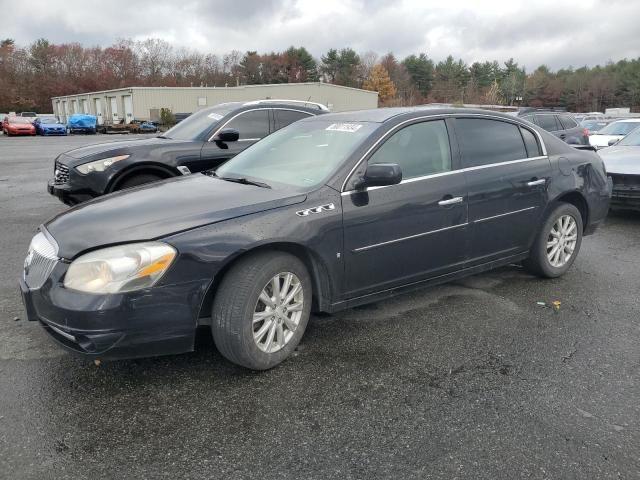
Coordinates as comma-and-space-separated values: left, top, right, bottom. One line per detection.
474, 206, 537, 224
353, 223, 468, 253
340, 113, 548, 192
207, 108, 270, 142
341, 155, 548, 196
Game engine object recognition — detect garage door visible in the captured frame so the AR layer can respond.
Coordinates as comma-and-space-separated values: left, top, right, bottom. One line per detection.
62, 101, 69, 122
110, 97, 119, 122
94, 99, 103, 125
123, 95, 134, 124
81, 99, 89, 114
71, 100, 79, 113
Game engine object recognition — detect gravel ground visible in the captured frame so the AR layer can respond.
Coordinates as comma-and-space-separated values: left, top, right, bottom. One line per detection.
0, 134, 639, 479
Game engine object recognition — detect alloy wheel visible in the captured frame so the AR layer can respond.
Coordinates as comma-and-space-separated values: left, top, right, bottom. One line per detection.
252, 272, 304, 353
546, 214, 578, 268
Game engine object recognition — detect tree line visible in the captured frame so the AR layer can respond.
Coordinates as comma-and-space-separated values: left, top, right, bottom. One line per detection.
1, 37, 639, 113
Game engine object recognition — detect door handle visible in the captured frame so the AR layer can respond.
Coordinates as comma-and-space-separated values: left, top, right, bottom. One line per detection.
526, 179, 547, 187
438, 196, 464, 206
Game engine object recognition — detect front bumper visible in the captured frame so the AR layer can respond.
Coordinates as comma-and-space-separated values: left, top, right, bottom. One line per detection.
47, 180, 95, 206
19, 263, 206, 360
610, 178, 640, 210
42, 129, 67, 136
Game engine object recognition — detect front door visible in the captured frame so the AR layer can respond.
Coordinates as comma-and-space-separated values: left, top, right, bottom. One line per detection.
453, 117, 552, 265
342, 119, 469, 298
199, 109, 271, 172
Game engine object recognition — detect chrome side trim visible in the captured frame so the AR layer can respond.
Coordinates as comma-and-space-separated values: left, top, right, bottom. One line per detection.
296, 203, 335, 217
341, 156, 548, 196
340, 112, 548, 192
474, 206, 537, 224
353, 223, 468, 253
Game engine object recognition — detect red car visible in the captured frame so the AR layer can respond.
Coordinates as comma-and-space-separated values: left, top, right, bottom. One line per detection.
3, 116, 36, 136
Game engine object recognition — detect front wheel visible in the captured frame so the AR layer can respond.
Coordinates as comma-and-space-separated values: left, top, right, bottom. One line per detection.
523, 203, 583, 278
211, 251, 312, 370
116, 173, 163, 190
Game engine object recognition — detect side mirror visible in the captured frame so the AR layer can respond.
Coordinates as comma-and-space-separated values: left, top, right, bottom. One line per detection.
359, 163, 403, 188
214, 128, 239, 143
608, 139, 618, 146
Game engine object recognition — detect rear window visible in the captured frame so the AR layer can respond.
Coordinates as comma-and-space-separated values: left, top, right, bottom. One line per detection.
535, 114, 560, 132
274, 109, 312, 131
558, 115, 579, 129
457, 118, 527, 167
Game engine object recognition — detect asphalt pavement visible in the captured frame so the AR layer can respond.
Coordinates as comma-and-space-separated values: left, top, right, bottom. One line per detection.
0, 134, 639, 479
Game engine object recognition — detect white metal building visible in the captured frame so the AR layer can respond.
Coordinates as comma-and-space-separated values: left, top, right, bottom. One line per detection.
51, 83, 379, 124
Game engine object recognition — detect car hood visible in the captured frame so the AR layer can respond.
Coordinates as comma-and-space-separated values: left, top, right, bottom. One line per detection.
45, 174, 307, 259
62, 137, 193, 164
589, 134, 623, 147
43, 124, 65, 129
599, 146, 640, 175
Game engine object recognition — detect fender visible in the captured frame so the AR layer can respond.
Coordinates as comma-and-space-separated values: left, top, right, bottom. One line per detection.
107, 162, 179, 192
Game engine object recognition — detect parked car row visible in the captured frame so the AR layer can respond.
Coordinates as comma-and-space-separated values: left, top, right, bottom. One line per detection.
20, 100, 613, 371
1, 113, 160, 137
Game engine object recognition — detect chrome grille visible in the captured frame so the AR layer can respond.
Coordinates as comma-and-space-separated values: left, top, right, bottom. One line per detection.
54, 162, 70, 185
24, 232, 58, 289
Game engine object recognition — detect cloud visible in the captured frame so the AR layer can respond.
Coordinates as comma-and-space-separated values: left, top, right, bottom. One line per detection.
0, 0, 638, 70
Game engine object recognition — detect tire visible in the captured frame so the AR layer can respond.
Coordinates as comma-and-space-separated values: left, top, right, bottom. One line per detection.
116, 173, 163, 190
523, 202, 583, 278
211, 251, 313, 370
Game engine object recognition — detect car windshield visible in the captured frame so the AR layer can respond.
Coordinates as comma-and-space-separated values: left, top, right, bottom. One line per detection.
39, 118, 58, 124
617, 127, 640, 146
10, 117, 32, 124
160, 104, 237, 140
215, 119, 379, 189
598, 121, 640, 136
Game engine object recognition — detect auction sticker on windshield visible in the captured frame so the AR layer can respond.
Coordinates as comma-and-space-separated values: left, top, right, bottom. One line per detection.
326, 123, 362, 133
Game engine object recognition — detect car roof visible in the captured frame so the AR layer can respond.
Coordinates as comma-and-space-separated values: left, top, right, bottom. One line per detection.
612, 118, 640, 123
301, 107, 524, 124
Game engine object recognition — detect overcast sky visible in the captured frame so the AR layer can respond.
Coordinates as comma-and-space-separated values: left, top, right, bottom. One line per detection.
1, 0, 638, 71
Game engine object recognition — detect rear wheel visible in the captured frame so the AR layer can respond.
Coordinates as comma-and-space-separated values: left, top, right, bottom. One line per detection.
523, 203, 583, 278
116, 173, 164, 190
211, 251, 312, 370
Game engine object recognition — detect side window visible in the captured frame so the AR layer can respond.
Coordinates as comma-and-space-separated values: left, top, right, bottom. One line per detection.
368, 120, 451, 180
224, 110, 269, 140
457, 118, 527, 167
520, 127, 541, 157
558, 114, 578, 129
535, 114, 560, 132
521, 114, 535, 123
274, 109, 311, 131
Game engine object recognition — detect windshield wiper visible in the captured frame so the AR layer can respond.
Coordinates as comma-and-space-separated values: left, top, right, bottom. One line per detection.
157, 135, 171, 139
217, 175, 271, 189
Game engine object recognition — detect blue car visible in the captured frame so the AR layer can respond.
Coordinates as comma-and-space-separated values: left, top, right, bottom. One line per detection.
67, 114, 97, 135
34, 117, 67, 136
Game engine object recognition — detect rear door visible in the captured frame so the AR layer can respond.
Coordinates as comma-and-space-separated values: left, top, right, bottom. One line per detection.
198, 109, 270, 172
453, 117, 551, 265
342, 118, 469, 298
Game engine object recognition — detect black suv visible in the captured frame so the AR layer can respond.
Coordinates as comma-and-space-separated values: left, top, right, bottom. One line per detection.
518, 108, 588, 146
48, 100, 328, 205
22, 108, 611, 370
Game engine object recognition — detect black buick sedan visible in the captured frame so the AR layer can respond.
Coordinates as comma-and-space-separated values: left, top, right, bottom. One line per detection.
21, 108, 611, 370
48, 100, 327, 205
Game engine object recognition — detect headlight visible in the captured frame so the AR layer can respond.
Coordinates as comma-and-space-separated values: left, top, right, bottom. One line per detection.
76, 155, 129, 174
64, 242, 176, 294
